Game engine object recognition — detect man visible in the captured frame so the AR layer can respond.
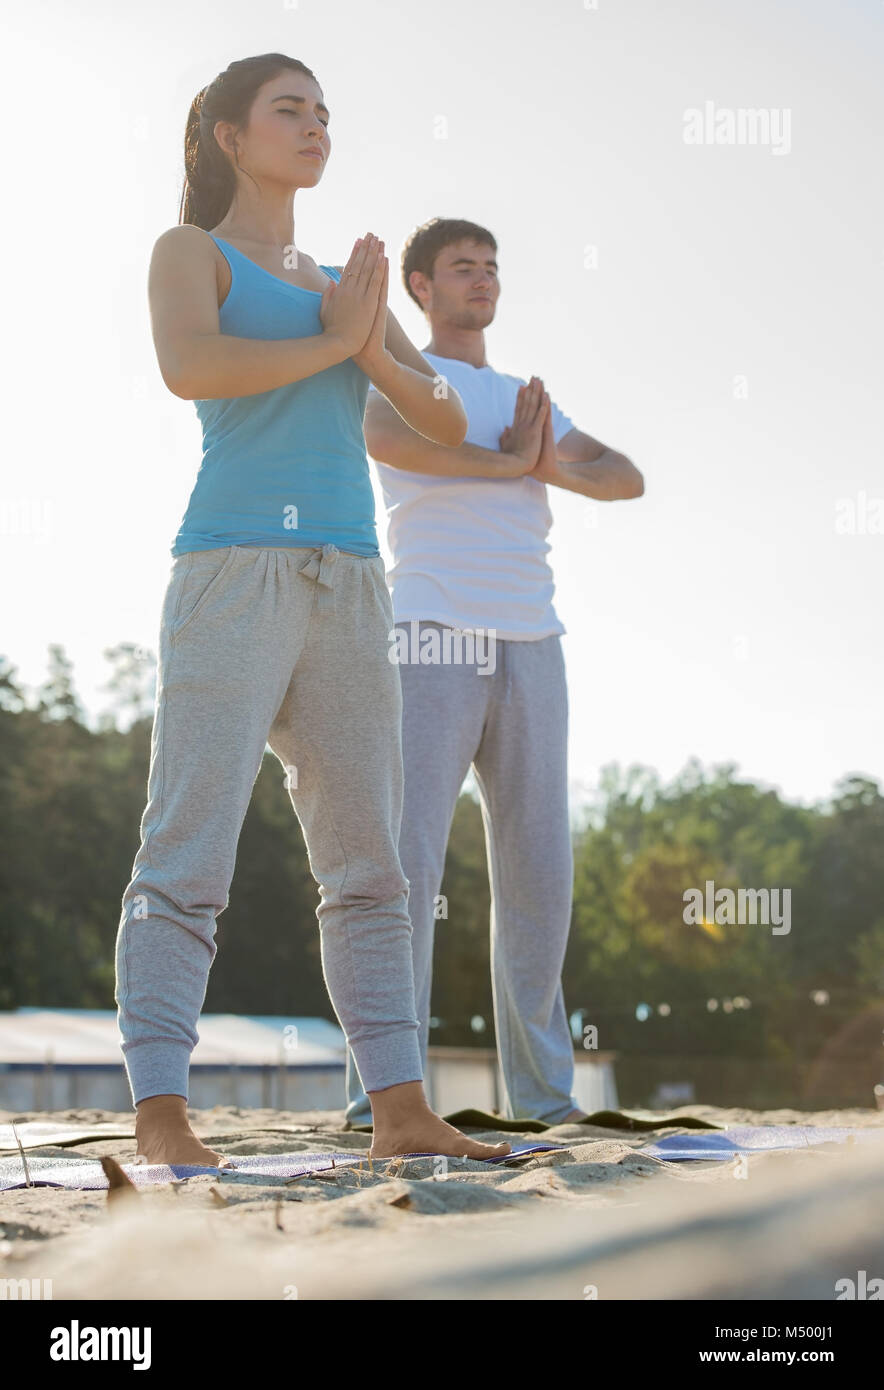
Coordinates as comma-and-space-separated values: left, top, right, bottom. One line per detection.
345, 218, 643, 1126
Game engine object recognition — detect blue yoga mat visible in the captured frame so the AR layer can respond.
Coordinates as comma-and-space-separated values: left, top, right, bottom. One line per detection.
0, 1143, 558, 1192
640, 1125, 884, 1161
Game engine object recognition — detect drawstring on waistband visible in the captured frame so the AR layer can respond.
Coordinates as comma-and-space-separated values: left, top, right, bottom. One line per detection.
296, 543, 339, 613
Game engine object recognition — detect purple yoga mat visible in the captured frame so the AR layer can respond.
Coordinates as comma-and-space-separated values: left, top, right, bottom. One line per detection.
640, 1125, 884, 1161
0, 1143, 559, 1192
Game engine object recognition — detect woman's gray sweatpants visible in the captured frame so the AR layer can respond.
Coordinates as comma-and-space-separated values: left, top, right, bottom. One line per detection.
115, 543, 423, 1106
345, 621, 580, 1126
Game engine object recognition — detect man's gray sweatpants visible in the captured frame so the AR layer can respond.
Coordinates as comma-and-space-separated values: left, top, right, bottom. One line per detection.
345, 621, 580, 1125
115, 543, 423, 1106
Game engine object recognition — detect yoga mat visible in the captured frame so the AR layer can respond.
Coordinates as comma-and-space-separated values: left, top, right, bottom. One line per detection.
0, 1143, 559, 1192
640, 1125, 884, 1161
350, 1108, 725, 1135
0, 1121, 320, 1154
0, 1122, 137, 1152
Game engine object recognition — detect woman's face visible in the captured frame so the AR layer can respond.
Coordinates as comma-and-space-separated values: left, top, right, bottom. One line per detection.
215, 69, 331, 191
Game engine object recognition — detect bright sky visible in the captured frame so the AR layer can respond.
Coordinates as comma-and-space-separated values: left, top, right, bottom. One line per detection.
4, 0, 882, 811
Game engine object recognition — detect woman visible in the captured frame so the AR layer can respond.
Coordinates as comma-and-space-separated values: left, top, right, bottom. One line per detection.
115, 52, 510, 1164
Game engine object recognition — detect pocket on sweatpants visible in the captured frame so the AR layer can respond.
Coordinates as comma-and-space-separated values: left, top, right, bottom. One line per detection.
168, 547, 239, 642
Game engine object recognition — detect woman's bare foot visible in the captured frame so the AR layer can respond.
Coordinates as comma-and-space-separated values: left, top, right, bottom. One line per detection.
134, 1094, 227, 1167
368, 1081, 511, 1160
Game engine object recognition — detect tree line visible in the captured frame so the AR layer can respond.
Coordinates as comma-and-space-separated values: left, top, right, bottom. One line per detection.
1, 645, 881, 1107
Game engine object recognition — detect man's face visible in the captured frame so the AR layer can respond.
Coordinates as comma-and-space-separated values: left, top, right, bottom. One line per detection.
414, 239, 499, 328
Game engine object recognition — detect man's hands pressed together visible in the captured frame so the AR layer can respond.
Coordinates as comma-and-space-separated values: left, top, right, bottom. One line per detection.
498, 375, 550, 476
498, 376, 562, 485
500, 374, 644, 500
528, 393, 561, 483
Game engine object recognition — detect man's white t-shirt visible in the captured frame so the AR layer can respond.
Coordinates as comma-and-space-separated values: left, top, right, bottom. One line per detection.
368, 353, 576, 640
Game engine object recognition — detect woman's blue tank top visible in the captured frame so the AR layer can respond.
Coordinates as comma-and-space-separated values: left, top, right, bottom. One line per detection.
171, 234, 378, 558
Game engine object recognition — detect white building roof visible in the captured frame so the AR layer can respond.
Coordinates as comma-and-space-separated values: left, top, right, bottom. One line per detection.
0, 1009, 346, 1068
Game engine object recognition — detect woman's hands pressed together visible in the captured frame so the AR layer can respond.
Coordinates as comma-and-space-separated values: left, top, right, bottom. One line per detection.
351, 250, 391, 375
320, 232, 389, 366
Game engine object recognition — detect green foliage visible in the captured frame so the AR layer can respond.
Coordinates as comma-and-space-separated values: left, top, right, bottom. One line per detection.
565, 762, 884, 1072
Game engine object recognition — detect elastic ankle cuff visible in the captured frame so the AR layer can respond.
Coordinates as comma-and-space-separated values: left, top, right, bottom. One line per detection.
123, 1039, 192, 1105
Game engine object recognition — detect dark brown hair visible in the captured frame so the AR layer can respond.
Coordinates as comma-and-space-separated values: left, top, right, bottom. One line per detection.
180, 53, 318, 229
401, 217, 498, 309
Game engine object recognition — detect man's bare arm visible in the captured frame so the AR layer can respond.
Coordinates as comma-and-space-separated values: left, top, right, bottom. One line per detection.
549, 427, 644, 500
364, 385, 543, 478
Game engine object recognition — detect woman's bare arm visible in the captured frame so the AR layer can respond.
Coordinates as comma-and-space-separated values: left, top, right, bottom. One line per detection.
149, 226, 365, 400
364, 341, 468, 447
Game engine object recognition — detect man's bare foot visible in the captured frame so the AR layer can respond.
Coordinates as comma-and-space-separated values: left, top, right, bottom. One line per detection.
134, 1094, 227, 1168
368, 1080, 511, 1161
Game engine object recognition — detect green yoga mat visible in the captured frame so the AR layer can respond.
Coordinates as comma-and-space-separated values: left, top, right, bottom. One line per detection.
348, 1107, 724, 1134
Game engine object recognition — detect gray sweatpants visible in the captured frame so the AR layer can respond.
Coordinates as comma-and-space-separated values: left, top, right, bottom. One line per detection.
115, 543, 423, 1105
345, 621, 579, 1125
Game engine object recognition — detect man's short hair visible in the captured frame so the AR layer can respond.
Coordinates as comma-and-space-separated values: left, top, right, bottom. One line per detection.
401, 217, 498, 310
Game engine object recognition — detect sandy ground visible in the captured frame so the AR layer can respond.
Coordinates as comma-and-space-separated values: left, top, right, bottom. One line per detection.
2, 1104, 883, 1300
